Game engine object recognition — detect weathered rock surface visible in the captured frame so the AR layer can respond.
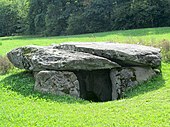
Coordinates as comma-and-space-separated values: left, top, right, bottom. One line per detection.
7, 45, 120, 71
110, 67, 156, 100
34, 71, 80, 97
55, 42, 161, 68
7, 43, 161, 102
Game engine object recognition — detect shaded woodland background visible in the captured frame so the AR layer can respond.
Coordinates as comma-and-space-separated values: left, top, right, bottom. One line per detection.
0, 0, 170, 37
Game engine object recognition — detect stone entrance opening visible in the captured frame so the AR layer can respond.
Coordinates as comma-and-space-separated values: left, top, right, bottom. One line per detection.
74, 70, 112, 102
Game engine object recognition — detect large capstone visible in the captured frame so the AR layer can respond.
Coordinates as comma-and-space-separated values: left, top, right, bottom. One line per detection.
55, 42, 161, 68
7, 45, 120, 71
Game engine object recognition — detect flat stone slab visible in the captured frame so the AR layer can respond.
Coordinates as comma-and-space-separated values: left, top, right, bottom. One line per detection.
7, 45, 120, 71
56, 42, 161, 68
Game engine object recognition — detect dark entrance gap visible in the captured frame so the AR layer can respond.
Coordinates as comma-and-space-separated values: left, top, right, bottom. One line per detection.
74, 69, 112, 102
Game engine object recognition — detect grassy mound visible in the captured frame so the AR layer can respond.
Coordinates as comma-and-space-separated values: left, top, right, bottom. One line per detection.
0, 27, 170, 126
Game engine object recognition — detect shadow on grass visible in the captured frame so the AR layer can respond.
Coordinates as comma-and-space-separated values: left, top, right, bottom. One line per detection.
0, 71, 88, 104
0, 71, 165, 103
124, 74, 165, 99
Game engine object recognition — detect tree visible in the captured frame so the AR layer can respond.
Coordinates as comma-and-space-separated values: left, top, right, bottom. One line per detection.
66, 13, 86, 35
1, 0, 169, 36
45, 2, 63, 36
14, 0, 29, 34
113, 0, 170, 30
0, 1, 18, 36
28, 0, 48, 35
83, 0, 114, 33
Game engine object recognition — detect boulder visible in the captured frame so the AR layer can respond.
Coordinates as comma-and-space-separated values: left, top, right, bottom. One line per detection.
34, 71, 80, 97
7, 43, 161, 102
110, 67, 156, 100
55, 42, 161, 68
7, 45, 120, 71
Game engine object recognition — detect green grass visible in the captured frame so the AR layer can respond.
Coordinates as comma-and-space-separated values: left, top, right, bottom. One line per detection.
0, 27, 170, 55
0, 27, 170, 126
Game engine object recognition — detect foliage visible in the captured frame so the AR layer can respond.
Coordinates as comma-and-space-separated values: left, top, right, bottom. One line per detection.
0, 0, 29, 36
1, 0, 170, 36
82, 0, 114, 33
0, 1, 18, 36
158, 39, 170, 62
0, 56, 13, 75
15, 0, 29, 34
113, 0, 170, 30
66, 13, 86, 35
45, 1, 67, 36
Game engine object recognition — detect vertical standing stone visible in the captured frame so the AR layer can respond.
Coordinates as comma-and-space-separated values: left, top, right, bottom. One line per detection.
110, 67, 156, 100
34, 71, 80, 98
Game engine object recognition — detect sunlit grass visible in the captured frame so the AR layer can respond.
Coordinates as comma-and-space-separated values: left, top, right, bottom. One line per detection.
0, 27, 170, 126
0, 27, 170, 55
0, 63, 169, 126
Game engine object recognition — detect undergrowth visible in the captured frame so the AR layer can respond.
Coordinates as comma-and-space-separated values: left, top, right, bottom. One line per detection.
0, 55, 13, 75
158, 39, 170, 62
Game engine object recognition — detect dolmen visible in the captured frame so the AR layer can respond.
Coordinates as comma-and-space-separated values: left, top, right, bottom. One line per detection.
7, 42, 161, 102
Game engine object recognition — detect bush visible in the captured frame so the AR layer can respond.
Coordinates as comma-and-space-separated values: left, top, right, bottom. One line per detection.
0, 56, 14, 75
158, 39, 170, 62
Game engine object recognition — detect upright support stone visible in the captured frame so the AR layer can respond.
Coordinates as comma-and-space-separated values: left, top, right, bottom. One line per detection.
34, 71, 80, 98
110, 67, 156, 100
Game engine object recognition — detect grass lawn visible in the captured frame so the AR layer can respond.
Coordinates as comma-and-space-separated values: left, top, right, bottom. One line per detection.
0, 27, 170, 55
0, 27, 170, 126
